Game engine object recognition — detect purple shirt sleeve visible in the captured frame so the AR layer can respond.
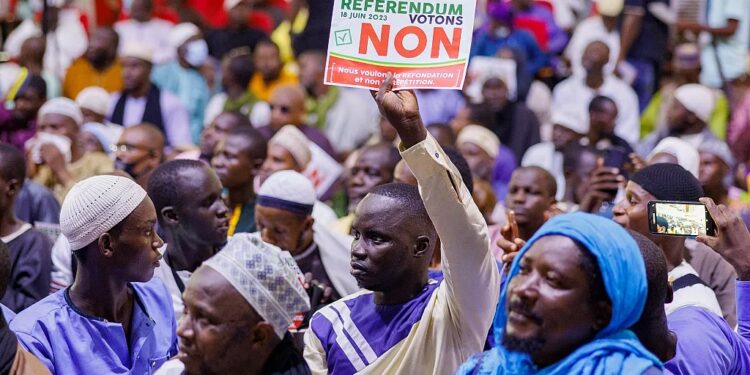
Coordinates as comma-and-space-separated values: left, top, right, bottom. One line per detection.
736, 281, 750, 339
665, 306, 750, 374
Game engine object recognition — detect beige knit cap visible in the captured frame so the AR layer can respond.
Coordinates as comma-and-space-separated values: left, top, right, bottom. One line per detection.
60, 175, 147, 250
269, 125, 312, 168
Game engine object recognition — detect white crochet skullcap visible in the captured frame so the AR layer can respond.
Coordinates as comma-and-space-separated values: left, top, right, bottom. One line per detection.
75, 86, 110, 116
457, 124, 500, 159
257, 170, 316, 215
121, 42, 154, 64
60, 175, 147, 250
673, 83, 716, 124
203, 233, 310, 338
269, 125, 312, 169
169, 23, 201, 49
38, 97, 83, 126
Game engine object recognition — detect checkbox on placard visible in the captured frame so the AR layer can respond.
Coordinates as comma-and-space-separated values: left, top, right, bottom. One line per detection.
334, 29, 353, 46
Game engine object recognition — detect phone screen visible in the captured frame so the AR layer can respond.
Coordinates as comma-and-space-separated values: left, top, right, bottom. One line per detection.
649, 201, 714, 236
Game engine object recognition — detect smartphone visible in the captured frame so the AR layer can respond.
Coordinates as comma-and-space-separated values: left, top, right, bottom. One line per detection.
603, 146, 629, 179
648, 200, 716, 237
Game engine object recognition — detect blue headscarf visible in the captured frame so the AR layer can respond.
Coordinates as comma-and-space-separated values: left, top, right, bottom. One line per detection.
456, 212, 661, 375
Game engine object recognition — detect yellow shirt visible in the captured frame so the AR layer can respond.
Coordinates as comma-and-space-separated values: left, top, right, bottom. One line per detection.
33, 151, 114, 203
248, 67, 298, 102
62, 58, 123, 99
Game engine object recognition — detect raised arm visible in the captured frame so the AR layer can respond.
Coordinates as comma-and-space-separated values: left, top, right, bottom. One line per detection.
372, 74, 500, 343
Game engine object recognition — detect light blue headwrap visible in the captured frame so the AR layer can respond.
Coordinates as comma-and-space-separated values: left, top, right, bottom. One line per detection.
456, 212, 662, 375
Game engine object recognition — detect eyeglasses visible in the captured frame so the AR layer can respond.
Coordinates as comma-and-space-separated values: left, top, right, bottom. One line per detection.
111, 143, 157, 156
269, 104, 291, 114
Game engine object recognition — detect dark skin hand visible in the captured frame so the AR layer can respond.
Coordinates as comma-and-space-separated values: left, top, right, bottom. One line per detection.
697, 197, 750, 280
371, 73, 427, 148
498, 210, 525, 271
303, 272, 334, 307
579, 158, 624, 213
675, 19, 739, 38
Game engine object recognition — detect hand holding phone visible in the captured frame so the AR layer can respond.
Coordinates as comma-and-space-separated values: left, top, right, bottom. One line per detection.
648, 200, 716, 237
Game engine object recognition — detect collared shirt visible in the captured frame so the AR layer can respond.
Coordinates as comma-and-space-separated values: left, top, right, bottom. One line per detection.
108, 90, 193, 148
10, 278, 178, 375
304, 135, 500, 375
552, 74, 641, 145
151, 61, 211, 144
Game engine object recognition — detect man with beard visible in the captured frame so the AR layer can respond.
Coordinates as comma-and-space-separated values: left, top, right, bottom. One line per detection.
147, 160, 230, 319
113, 123, 165, 188
108, 43, 192, 149
255, 171, 358, 304
304, 74, 499, 374
334, 143, 400, 235
154, 234, 311, 375
211, 126, 267, 235
63, 27, 123, 99
457, 213, 661, 374
10, 175, 178, 374
249, 40, 298, 101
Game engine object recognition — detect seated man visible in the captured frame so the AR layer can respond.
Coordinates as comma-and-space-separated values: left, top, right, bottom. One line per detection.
212, 126, 267, 235
147, 160, 230, 319
63, 27, 123, 99
108, 43, 192, 149
0, 144, 52, 312
200, 111, 252, 162
11, 175, 177, 374
458, 213, 661, 374
334, 143, 400, 235
256, 171, 358, 304
0, 74, 46, 152
457, 125, 503, 196
503, 166, 557, 241
257, 84, 336, 158
155, 234, 311, 375
0, 241, 50, 374
613, 163, 735, 325
113, 123, 165, 188
249, 40, 298, 101
29, 98, 113, 202
304, 75, 500, 374
260, 125, 338, 226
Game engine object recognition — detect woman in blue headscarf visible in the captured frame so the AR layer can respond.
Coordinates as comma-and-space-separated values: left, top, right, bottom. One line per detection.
456, 212, 662, 375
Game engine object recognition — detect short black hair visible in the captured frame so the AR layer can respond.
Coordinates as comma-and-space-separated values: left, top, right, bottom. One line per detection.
228, 125, 268, 161
0, 143, 26, 184
627, 229, 669, 317
370, 183, 434, 233
444, 146, 474, 194
227, 51, 255, 88
255, 38, 280, 53
588, 95, 617, 112
515, 166, 557, 197
0, 241, 10, 297
147, 159, 207, 215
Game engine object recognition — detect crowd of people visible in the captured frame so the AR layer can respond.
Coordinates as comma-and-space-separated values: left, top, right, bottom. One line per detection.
0, 0, 749, 374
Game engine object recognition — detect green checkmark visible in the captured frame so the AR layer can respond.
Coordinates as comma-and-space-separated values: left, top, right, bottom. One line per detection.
334, 29, 352, 46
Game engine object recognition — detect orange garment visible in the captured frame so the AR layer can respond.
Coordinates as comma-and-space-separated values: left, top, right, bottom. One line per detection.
248, 67, 298, 101
62, 58, 123, 99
